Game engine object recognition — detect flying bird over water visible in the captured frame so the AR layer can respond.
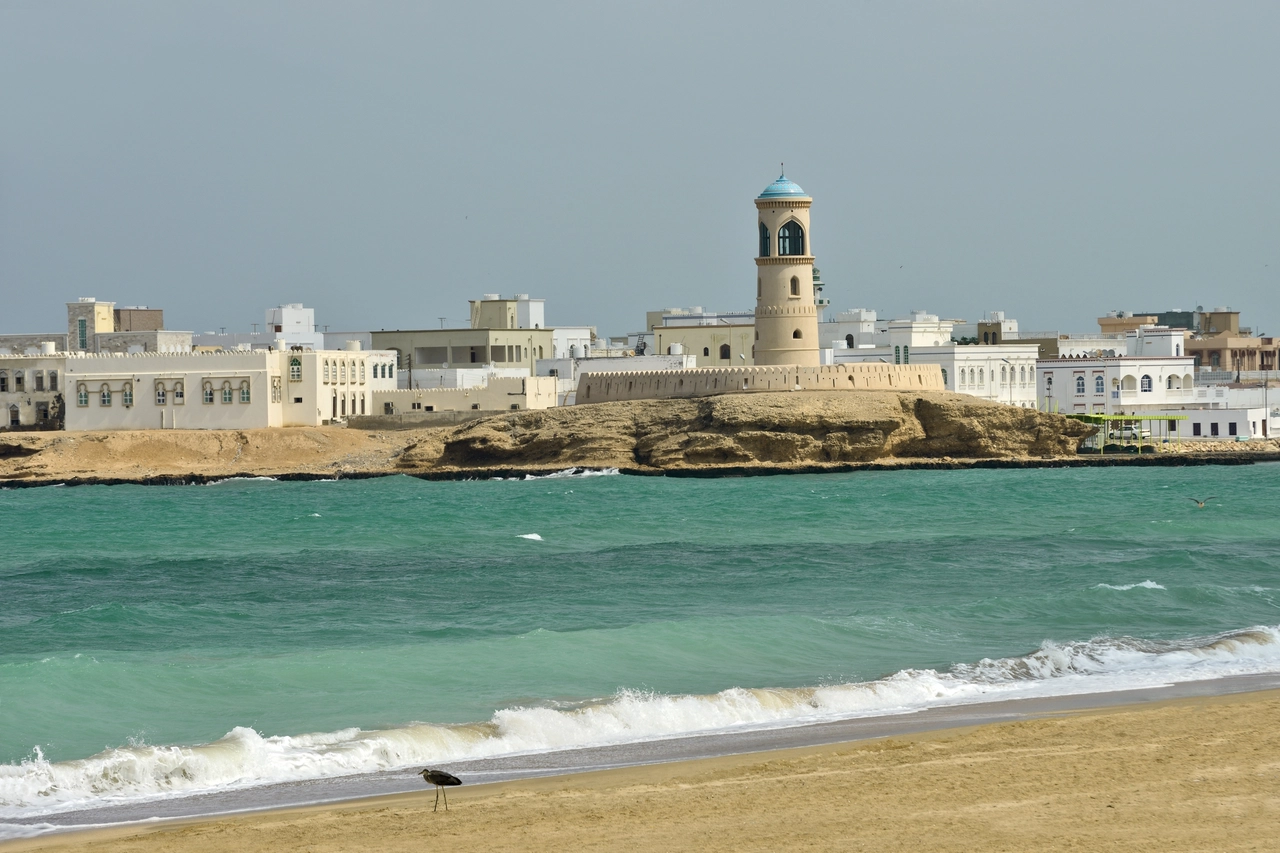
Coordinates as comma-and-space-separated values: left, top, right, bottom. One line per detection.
1188, 497, 1217, 508
420, 768, 462, 811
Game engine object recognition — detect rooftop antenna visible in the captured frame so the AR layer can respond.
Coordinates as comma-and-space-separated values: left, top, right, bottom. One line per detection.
439, 317, 447, 328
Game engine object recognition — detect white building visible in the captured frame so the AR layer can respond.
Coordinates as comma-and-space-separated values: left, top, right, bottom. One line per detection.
1036, 327, 1196, 416
0, 349, 66, 429
62, 343, 398, 431
192, 304, 327, 352
538, 353, 697, 404
832, 311, 1040, 407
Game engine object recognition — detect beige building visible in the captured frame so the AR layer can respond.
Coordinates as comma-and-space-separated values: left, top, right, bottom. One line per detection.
372, 376, 558, 418
371, 327, 555, 376
578, 363, 943, 403
62, 345, 398, 431
653, 324, 756, 367
754, 173, 819, 366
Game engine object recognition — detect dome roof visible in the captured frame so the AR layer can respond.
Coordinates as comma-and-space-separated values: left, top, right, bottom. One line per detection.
758, 173, 807, 199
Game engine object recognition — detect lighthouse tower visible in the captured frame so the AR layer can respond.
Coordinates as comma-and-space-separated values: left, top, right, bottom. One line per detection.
754, 172, 819, 366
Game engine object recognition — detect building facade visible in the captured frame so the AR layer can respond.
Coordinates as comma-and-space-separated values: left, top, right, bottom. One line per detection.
1036, 328, 1196, 416
0, 352, 66, 429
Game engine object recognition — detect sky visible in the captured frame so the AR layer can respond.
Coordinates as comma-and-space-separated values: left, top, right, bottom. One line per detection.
2, 1, 1277, 338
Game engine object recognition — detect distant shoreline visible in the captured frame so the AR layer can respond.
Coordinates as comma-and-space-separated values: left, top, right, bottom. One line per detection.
2, 449, 1278, 488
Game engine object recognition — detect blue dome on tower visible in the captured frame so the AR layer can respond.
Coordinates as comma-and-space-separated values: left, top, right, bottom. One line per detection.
758, 173, 807, 199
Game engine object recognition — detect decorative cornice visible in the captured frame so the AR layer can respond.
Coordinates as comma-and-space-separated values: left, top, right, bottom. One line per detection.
755, 256, 815, 266
755, 198, 812, 210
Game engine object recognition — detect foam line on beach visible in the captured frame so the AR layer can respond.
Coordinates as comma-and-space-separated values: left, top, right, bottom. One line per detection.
3, 624, 1279, 829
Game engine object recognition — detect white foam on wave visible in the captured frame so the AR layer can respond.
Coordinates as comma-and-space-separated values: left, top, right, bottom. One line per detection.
516, 533, 543, 541
3, 624, 1278, 826
524, 468, 620, 480
1095, 580, 1166, 591
205, 477, 278, 486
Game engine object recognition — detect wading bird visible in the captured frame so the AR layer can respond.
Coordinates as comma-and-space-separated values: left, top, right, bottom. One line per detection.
419, 768, 462, 811
1188, 497, 1218, 508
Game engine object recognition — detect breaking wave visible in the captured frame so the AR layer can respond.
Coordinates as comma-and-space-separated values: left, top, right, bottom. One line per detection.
3, 624, 1278, 826
1094, 580, 1167, 591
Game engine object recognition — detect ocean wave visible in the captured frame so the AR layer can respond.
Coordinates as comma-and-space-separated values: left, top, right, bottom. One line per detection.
1094, 580, 1166, 591
3, 624, 1278, 824
204, 476, 278, 486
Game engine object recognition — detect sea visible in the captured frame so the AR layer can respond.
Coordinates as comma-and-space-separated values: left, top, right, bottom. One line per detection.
2, 464, 1279, 837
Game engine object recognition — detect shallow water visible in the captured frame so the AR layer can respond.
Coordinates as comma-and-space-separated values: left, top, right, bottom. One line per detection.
2, 464, 1278, 826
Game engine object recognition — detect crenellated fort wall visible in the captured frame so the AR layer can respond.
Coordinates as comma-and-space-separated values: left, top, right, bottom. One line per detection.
576, 363, 943, 404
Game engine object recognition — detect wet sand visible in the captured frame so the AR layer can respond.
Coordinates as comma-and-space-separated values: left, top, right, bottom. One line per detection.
8, 686, 1279, 853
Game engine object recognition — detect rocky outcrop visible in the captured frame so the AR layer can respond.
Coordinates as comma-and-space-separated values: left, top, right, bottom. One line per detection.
0, 390, 1107, 485
415, 391, 1094, 474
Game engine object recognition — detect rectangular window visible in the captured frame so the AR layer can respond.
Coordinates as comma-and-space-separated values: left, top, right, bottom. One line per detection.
222, 388, 233, 403
78, 318, 87, 349
100, 389, 111, 406
1193, 422, 1201, 436
1210, 422, 1219, 436
122, 389, 133, 407
240, 386, 251, 403
156, 389, 166, 406
1228, 422, 1237, 436
48, 371, 57, 392
204, 387, 214, 404
14, 372, 23, 392
1168, 420, 1177, 432
77, 389, 89, 407
0, 373, 7, 392
34, 372, 44, 392
293, 397, 303, 404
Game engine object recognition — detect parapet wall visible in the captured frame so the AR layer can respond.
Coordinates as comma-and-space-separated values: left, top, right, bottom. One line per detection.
576, 363, 944, 404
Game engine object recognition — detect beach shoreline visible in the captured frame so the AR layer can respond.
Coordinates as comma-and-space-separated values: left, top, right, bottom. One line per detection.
8, 674, 1280, 850
6, 683, 1279, 852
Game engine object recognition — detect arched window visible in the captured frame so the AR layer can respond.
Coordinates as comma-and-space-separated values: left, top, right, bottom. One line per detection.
240, 381, 251, 403
757, 278, 762, 298
221, 382, 233, 404
941, 368, 948, 386
719, 343, 731, 359
340, 361, 347, 383
792, 329, 802, 339
758, 222, 770, 257
978, 369, 984, 384
290, 358, 302, 381
323, 360, 330, 382
1001, 366, 1007, 384
1019, 366, 1026, 384
703, 347, 710, 357
1095, 376, 1104, 394
983, 332, 990, 344
174, 382, 185, 404
76, 384, 89, 407
894, 346, 901, 364
778, 221, 805, 255
902, 345, 909, 364
845, 334, 854, 348
203, 382, 214, 404
100, 385, 112, 406
155, 382, 167, 406
1075, 376, 1085, 394
1141, 374, 1153, 392
360, 362, 366, 382
360, 394, 366, 415
7, 405, 16, 427
0, 370, 7, 393
790, 276, 799, 296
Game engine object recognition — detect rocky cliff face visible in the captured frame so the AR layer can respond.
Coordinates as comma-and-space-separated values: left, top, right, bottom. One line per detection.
399, 391, 1094, 473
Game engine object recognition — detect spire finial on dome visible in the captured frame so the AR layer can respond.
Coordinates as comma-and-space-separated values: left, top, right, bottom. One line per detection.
780, 161, 784, 177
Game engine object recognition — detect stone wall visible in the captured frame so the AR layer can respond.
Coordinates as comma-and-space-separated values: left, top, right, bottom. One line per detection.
576, 363, 944, 404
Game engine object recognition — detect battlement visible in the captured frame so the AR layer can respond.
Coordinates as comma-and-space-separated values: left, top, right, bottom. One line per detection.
576, 363, 944, 403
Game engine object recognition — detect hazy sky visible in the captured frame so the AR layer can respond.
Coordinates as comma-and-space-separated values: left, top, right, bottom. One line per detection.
2, 1, 1277, 337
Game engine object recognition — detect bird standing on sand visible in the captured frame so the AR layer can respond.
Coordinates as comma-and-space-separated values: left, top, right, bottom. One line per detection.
1188, 497, 1218, 508
420, 768, 462, 811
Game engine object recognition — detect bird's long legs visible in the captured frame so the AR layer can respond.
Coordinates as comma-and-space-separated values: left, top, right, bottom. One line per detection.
433, 785, 449, 812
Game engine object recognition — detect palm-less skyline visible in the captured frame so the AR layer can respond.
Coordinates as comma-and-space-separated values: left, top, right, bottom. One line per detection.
2, 1, 1276, 338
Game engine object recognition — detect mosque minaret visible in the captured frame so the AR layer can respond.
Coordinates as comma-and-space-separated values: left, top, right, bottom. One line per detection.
753, 171, 820, 367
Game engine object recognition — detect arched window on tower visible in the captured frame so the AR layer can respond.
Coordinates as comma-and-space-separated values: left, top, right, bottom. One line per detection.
778, 221, 805, 256
792, 329, 802, 339
758, 222, 770, 257
703, 347, 710, 357
719, 343, 730, 359
790, 276, 799, 296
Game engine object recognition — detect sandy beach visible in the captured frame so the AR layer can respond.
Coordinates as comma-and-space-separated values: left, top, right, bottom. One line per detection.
8, 689, 1278, 853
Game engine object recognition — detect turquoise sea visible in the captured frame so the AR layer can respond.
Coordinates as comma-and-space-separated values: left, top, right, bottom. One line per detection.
2, 465, 1279, 830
